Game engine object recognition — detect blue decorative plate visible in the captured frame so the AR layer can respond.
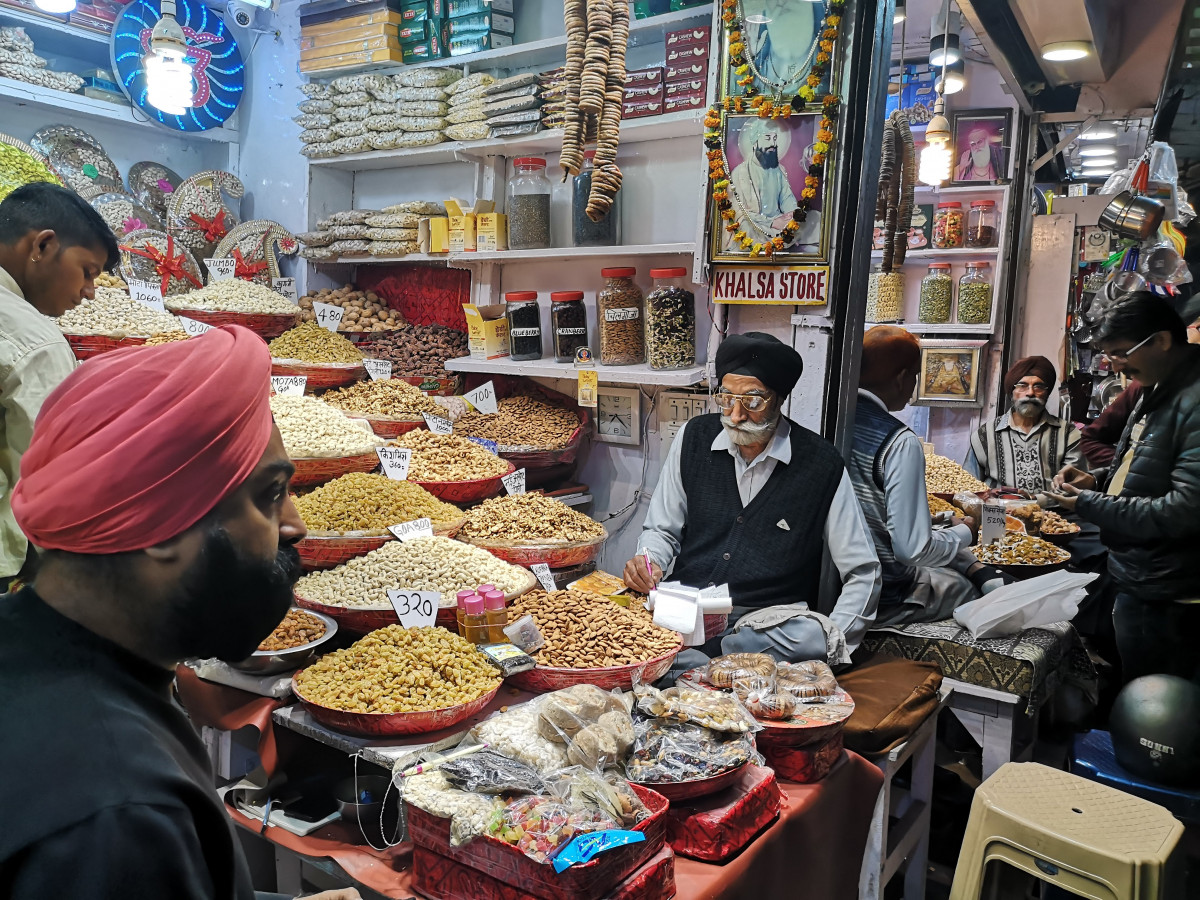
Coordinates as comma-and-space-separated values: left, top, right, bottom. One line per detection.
111, 0, 244, 133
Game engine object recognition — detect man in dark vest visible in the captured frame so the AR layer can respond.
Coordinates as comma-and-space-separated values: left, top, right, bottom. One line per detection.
624, 331, 881, 665
850, 326, 1010, 626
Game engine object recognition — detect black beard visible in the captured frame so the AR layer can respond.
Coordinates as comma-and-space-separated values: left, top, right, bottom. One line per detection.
754, 146, 780, 168
165, 523, 301, 662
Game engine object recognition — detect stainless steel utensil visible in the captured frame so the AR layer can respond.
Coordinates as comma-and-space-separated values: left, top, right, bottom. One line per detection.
1098, 191, 1165, 241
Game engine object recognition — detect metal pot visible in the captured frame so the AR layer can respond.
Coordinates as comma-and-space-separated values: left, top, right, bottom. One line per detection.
1098, 191, 1165, 241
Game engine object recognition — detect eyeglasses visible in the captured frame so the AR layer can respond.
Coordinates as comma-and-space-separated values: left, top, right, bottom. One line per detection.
1100, 331, 1158, 364
1013, 382, 1050, 396
715, 391, 773, 412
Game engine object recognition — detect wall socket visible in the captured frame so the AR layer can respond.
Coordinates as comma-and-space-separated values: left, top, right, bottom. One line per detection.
657, 391, 712, 456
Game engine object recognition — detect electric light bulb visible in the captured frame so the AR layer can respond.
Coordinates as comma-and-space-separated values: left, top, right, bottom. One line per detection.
34, 0, 76, 13
919, 142, 952, 186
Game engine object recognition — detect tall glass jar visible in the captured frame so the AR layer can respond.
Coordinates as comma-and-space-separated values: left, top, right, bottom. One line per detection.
966, 199, 997, 248
932, 202, 964, 249
551, 291, 588, 362
597, 267, 644, 365
957, 262, 994, 325
505, 290, 542, 361
507, 157, 551, 250
572, 151, 619, 247
865, 265, 904, 323
918, 263, 953, 323
644, 268, 695, 370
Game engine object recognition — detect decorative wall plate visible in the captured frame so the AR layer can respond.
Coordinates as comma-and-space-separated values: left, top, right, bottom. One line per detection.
213, 219, 299, 286
128, 161, 183, 219
167, 169, 244, 267
0, 133, 64, 202
90, 192, 166, 240
30, 125, 122, 196
119, 228, 204, 296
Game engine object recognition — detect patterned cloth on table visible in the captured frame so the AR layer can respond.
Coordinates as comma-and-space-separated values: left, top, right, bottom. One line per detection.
861, 619, 1097, 716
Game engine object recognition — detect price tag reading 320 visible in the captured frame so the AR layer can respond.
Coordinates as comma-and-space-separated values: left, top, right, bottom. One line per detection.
312, 301, 345, 333
129, 280, 165, 312
531, 563, 556, 592
423, 412, 453, 435
271, 375, 307, 396
387, 589, 439, 629
465, 380, 498, 415
377, 447, 412, 480
981, 503, 1007, 545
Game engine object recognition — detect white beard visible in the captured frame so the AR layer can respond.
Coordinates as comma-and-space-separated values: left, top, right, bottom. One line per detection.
720, 410, 781, 446
971, 147, 992, 171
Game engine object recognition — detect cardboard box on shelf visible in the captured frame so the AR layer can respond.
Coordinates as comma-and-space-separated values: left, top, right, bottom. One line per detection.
663, 89, 705, 113
462, 303, 510, 359
448, 10, 514, 35
665, 25, 710, 49
475, 213, 508, 252
300, 0, 405, 27
664, 43, 709, 67
401, 32, 446, 62
664, 78, 706, 99
398, 18, 449, 46
621, 98, 663, 119
449, 31, 512, 54
625, 66, 664, 87
400, 0, 446, 24
665, 60, 707, 83
447, 0, 512, 16
447, 197, 495, 252
419, 217, 450, 254
300, 9, 403, 36
300, 35, 401, 60
299, 46, 405, 72
623, 83, 664, 103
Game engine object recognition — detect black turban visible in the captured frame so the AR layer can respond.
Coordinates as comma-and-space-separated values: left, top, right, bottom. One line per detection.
715, 332, 804, 398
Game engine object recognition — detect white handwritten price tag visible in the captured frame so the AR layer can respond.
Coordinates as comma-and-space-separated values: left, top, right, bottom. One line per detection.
981, 503, 1007, 545
364, 358, 393, 381
273, 277, 298, 304
270, 375, 307, 396
502, 468, 526, 495
204, 257, 237, 281
604, 307, 640, 322
129, 280, 164, 312
531, 563, 556, 592
387, 588, 440, 629
179, 316, 215, 337
465, 380, 498, 415
377, 446, 412, 480
387, 517, 434, 542
423, 412, 453, 435
313, 301, 345, 333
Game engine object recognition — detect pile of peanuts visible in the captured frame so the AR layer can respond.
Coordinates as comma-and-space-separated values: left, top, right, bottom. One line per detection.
168, 280, 301, 315
299, 285, 406, 332
293, 626, 501, 714
268, 322, 364, 364
457, 492, 606, 544
396, 431, 510, 481
257, 609, 327, 652
455, 396, 582, 450
294, 535, 531, 608
57, 287, 186, 337
322, 379, 443, 419
270, 395, 383, 458
924, 452, 988, 493
507, 590, 681, 668
293, 472, 461, 533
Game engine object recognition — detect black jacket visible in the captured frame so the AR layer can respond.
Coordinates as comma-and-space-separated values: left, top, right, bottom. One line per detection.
1078, 347, 1200, 602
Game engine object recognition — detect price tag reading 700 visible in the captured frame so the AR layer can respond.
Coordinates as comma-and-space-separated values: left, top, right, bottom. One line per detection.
387, 589, 439, 629
465, 380, 498, 415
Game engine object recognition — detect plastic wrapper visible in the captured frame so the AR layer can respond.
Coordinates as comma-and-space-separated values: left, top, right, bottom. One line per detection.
544, 767, 648, 828
300, 82, 333, 99
449, 72, 495, 95
626, 719, 760, 784
471, 702, 571, 774
486, 794, 620, 863
633, 683, 758, 734
393, 67, 459, 89
294, 113, 334, 129
704, 652, 776, 688
952, 490, 983, 520
537, 684, 634, 770
441, 749, 547, 795
399, 770, 503, 846
298, 98, 334, 114
331, 120, 367, 138
477, 642, 537, 677
553, 831, 645, 872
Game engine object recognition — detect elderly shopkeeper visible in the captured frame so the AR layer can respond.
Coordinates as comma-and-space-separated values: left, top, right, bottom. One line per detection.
624, 332, 881, 664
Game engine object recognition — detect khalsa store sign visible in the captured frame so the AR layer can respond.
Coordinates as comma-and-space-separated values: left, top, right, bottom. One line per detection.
712, 265, 829, 305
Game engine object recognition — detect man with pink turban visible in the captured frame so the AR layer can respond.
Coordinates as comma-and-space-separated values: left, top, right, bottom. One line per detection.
0, 327, 358, 900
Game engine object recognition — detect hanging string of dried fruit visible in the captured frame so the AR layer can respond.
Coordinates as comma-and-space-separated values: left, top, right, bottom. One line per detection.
879, 110, 914, 274
893, 111, 915, 269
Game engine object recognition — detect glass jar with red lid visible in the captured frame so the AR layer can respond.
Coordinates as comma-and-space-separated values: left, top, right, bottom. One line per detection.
597, 267, 644, 365
551, 291, 588, 362
933, 202, 964, 249
966, 199, 997, 248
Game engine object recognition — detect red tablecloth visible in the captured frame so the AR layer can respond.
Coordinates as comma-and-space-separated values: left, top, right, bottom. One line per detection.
176, 664, 284, 773
229, 751, 882, 900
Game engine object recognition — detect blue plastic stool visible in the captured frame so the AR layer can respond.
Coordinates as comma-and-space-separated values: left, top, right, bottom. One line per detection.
1071, 730, 1200, 827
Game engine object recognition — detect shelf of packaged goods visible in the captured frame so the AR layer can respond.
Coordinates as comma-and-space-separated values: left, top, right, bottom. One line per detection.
0, 6, 110, 47
308, 109, 704, 172
301, 4, 714, 79
445, 354, 706, 386
0, 76, 240, 143
914, 184, 1009, 196
869, 247, 1000, 261
316, 242, 695, 265
863, 321, 995, 335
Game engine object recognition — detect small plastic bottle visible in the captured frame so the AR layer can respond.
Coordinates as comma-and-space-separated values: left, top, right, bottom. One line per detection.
483, 590, 507, 643
477, 584, 496, 594
455, 589, 476, 635
459, 595, 488, 644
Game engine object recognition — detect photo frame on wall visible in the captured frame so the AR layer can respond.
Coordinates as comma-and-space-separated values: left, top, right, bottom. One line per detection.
709, 112, 831, 264
916, 339, 988, 406
951, 109, 1012, 185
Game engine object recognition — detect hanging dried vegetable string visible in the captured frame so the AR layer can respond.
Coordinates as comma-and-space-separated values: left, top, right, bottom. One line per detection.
893, 111, 915, 268
559, 0, 589, 178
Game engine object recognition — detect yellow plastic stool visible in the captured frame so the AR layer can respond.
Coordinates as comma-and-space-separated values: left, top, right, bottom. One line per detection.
949, 762, 1183, 900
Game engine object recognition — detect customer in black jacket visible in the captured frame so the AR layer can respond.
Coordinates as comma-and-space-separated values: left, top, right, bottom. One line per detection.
1052, 292, 1200, 683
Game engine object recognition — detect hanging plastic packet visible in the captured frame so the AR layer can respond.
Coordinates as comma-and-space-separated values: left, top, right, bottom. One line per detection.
502, 613, 545, 652
551, 829, 645, 872
477, 642, 537, 676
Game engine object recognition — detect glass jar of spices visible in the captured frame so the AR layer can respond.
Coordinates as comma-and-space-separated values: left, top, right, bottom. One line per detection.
551, 291, 588, 362
507, 157, 551, 251
932, 202, 964, 249
956, 262, 994, 325
597, 267, 644, 365
918, 263, 953, 324
966, 199, 997, 248
644, 268, 695, 370
572, 151, 619, 247
505, 291, 542, 361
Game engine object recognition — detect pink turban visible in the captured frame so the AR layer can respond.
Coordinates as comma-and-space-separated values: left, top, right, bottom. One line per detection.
12, 325, 272, 553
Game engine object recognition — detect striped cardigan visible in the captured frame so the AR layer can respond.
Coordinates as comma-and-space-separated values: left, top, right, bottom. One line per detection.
967, 412, 1085, 492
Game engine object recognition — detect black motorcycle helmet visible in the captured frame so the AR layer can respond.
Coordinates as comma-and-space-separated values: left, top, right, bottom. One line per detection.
1109, 675, 1200, 788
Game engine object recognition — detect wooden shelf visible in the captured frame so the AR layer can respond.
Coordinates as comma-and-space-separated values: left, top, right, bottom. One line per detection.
0, 6, 110, 46
303, 5, 714, 79
864, 321, 996, 335
309, 110, 704, 172
913, 184, 1009, 196
0, 76, 239, 143
870, 247, 1000, 261
316, 242, 696, 266
445, 354, 706, 386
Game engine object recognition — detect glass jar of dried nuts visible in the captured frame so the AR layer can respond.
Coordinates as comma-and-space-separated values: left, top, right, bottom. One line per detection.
644, 268, 695, 370
596, 267, 644, 366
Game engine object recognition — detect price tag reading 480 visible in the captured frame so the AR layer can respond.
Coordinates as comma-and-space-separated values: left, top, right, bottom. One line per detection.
387, 589, 439, 629
465, 380, 498, 415
377, 447, 412, 480
312, 301, 345, 333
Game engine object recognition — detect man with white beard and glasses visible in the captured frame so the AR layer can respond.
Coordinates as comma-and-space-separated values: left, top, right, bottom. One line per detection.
954, 125, 1005, 181
624, 332, 880, 667
965, 355, 1086, 496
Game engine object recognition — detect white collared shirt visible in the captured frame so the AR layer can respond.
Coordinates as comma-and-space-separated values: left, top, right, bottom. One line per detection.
638, 416, 881, 653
